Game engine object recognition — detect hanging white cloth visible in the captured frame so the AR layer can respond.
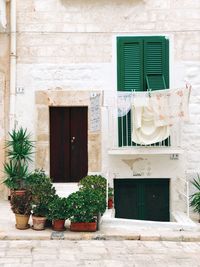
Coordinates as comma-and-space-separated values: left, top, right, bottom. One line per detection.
117, 92, 132, 117
131, 99, 170, 145
150, 86, 191, 126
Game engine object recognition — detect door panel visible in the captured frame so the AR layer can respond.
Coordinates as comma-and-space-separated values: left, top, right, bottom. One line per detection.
114, 179, 169, 222
50, 107, 70, 182
70, 107, 88, 182
144, 180, 169, 221
50, 107, 88, 183
114, 180, 138, 219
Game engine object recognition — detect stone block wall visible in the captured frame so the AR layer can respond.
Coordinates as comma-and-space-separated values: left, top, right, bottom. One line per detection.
2, 0, 200, 212
14, 0, 200, 172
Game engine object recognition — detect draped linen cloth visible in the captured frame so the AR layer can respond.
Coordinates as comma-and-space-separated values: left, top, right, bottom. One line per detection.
131, 98, 170, 145
149, 86, 191, 126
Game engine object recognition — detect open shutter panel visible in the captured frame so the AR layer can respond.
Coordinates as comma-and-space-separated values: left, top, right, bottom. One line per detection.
144, 37, 169, 90
117, 38, 143, 91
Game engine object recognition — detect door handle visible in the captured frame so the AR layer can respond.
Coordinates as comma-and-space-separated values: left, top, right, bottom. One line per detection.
71, 136, 76, 143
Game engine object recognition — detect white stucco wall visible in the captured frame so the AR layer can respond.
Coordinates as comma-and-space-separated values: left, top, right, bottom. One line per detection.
9, 0, 200, 214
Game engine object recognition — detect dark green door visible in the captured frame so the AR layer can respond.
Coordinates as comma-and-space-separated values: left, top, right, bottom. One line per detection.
114, 179, 169, 221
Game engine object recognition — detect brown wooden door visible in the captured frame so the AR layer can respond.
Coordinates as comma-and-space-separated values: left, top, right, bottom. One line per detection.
50, 107, 88, 183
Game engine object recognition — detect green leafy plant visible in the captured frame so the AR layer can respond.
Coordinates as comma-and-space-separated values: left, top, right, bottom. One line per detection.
27, 169, 56, 217
108, 187, 114, 199
10, 192, 32, 215
79, 174, 112, 209
79, 175, 107, 192
47, 195, 69, 220
67, 188, 106, 223
190, 174, 200, 214
3, 127, 34, 190
32, 202, 49, 217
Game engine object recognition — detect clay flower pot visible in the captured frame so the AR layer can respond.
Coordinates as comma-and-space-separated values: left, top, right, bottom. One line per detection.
32, 215, 47, 230
70, 222, 97, 232
108, 198, 113, 209
15, 214, 30, 230
52, 219, 66, 231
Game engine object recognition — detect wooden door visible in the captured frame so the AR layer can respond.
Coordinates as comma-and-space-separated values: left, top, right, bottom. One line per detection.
114, 179, 169, 221
50, 107, 88, 183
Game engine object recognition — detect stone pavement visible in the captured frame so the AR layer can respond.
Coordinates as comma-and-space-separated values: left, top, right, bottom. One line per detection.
1, 200, 200, 242
0, 240, 200, 267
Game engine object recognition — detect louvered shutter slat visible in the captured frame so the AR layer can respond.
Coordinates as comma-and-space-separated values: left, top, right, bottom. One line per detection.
144, 37, 169, 90
117, 38, 143, 92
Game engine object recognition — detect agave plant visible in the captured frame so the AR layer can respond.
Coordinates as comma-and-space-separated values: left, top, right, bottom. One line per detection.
3, 127, 34, 190
190, 174, 200, 215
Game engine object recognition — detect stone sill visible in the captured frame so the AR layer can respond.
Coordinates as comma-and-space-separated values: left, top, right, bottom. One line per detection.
108, 147, 184, 155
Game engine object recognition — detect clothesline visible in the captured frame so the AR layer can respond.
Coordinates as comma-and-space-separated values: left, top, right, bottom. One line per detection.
117, 85, 191, 121
117, 85, 191, 145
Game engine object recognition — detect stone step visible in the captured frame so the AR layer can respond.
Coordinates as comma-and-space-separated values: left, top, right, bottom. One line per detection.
53, 183, 79, 198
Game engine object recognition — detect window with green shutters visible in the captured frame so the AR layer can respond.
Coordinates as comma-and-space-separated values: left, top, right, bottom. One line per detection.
117, 36, 169, 146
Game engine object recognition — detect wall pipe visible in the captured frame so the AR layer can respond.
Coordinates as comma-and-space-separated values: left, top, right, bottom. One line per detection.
9, 0, 16, 131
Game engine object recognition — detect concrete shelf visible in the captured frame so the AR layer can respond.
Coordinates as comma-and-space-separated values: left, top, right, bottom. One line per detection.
108, 147, 184, 155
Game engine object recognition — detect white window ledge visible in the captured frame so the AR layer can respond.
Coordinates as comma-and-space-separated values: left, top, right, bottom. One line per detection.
108, 147, 184, 155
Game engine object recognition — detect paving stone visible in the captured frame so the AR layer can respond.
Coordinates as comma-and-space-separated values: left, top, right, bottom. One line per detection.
5, 248, 32, 256
3, 265, 32, 267
1, 239, 200, 266
139, 233, 161, 241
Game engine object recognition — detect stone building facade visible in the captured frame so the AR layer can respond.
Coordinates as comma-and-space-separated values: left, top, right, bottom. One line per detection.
1, 0, 200, 221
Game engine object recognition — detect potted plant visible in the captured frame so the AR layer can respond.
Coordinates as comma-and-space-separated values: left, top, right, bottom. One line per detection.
27, 169, 56, 230
3, 127, 34, 196
31, 203, 49, 230
78, 175, 108, 228
47, 195, 69, 231
78, 175, 107, 192
108, 187, 114, 209
67, 188, 106, 232
190, 174, 200, 222
10, 191, 32, 229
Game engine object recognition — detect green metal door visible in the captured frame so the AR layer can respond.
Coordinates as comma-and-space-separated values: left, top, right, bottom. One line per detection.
114, 179, 169, 221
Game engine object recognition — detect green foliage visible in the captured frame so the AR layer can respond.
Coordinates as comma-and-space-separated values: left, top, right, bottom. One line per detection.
3, 127, 34, 190
67, 188, 106, 223
108, 187, 114, 198
32, 202, 49, 217
27, 169, 56, 217
47, 195, 69, 220
190, 174, 200, 214
3, 161, 29, 189
10, 192, 32, 215
79, 175, 107, 192
79, 174, 113, 206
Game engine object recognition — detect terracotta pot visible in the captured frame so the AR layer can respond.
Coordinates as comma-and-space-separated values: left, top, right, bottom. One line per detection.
108, 198, 113, 209
32, 215, 46, 230
11, 189, 26, 196
52, 219, 66, 231
15, 214, 30, 230
70, 222, 97, 232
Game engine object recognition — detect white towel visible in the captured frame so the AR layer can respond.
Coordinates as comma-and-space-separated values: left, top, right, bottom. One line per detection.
131, 101, 170, 145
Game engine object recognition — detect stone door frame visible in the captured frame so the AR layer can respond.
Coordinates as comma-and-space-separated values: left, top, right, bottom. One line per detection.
35, 89, 101, 177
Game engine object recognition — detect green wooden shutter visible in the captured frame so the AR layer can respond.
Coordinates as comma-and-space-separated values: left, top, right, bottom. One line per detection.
117, 37, 143, 91
117, 38, 143, 146
144, 37, 169, 90
117, 36, 169, 147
